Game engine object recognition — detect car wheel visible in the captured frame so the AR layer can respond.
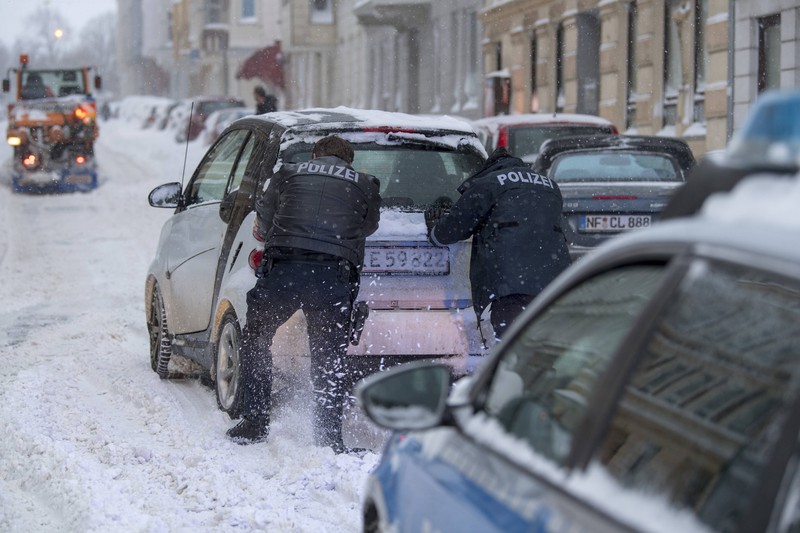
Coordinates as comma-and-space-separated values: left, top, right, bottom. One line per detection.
148, 285, 172, 379
215, 311, 243, 419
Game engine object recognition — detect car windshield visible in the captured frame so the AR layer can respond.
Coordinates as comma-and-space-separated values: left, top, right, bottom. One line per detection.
551, 152, 681, 182
21, 69, 86, 99
283, 143, 484, 209
510, 125, 613, 159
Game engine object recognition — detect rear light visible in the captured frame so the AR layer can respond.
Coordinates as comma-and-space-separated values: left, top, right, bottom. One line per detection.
496, 128, 508, 148
252, 224, 265, 242
22, 153, 38, 168
592, 195, 638, 200
248, 248, 264, 271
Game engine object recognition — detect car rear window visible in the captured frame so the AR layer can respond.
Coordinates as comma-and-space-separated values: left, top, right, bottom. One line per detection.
510, 125, 613, 159
551, 152, 681, 182
284, 143, 484, 209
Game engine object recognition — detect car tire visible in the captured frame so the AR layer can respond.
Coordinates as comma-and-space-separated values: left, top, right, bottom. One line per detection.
214, 311, 244, 419
148, 285, 172, 379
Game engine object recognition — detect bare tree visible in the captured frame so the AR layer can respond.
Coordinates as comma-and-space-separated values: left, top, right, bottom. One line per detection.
64, 12, 119, 95
12, 6, 73, 67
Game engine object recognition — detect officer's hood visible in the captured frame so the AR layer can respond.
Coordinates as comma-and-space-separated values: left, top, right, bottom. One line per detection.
457, 147, 526, 194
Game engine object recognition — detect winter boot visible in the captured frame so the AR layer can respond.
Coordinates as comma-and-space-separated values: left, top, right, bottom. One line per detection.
226, 416, 270, 445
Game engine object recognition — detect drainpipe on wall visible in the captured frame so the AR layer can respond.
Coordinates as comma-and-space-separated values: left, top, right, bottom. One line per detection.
727, 0, 735, 142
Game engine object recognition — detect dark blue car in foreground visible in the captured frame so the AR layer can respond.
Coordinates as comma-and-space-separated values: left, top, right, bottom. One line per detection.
357, 172, 800, 532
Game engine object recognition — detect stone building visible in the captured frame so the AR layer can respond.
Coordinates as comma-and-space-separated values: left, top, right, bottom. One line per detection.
481, 0, 800, 157
279, 0, 485, 118
114, 0, 799, 156
169, 0, 282, 104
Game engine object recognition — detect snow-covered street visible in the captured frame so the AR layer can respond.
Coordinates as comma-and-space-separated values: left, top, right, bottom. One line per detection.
0, 117, 382, 532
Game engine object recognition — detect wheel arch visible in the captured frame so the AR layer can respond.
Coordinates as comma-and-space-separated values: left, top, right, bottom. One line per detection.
144, 275, 157, 324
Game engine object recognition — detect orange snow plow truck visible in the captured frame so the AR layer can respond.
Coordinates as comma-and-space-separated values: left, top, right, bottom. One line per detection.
3, 54, 102, 192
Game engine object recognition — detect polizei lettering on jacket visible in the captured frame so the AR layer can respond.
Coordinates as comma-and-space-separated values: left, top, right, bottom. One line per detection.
298, 161, 360, 183
496, 170, 553, 188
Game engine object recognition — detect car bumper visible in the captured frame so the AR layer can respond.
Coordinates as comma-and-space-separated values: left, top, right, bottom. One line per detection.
268, 308, 487, 359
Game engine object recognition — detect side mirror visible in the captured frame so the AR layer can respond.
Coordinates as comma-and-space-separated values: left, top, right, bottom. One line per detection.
148, 182, 183, 208
219, 189, 237, 223
2, 79, 9, 93
94, 75, 102, 91
356, 362, 451, 431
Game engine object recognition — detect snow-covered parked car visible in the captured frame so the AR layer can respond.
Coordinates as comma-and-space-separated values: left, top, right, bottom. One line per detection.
145, 107, 487, 418
358, 170, 800, 533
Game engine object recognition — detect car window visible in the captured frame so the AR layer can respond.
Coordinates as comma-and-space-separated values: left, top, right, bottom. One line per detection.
228, 133, 255, 194
596, 260, 800, 531
282, 144, 484, 209
483, 264, 668, 465
509, 125, 613, 159
186, 129, 249, 205
551, 152, 681, 182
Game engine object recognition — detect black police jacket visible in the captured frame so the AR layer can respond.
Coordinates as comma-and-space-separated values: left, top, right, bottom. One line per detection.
256, 155, 381, 267
430, 151, 571, 318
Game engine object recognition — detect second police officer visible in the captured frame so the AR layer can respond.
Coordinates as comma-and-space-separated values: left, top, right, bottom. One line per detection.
426, 147, 571, 340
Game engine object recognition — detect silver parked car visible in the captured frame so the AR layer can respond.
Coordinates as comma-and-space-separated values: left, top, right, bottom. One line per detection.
145, 107, 487, 418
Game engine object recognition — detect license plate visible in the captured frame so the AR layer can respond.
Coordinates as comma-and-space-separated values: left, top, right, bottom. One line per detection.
579, 214, 652, 232
20, 171, 58, 184
363, 244, 450, 275
65, 174, 93, 184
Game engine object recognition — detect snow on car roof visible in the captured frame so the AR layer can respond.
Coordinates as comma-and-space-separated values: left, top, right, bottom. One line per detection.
256, 106, 478, 135
472, 112, 615, 130
700, 172, 800, 229
252, 107, 487, 172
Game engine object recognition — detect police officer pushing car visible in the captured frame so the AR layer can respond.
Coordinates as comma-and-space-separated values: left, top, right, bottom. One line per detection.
228, 135, 381, 452
426, 147, 571, 339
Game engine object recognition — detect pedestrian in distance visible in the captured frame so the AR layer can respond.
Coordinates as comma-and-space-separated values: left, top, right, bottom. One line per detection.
425, 147, 571, 340
254, 85, 277, 114
227, 135, 381, 453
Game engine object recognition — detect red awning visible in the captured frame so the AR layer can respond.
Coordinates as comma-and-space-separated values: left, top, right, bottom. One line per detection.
236, 42, 284, 89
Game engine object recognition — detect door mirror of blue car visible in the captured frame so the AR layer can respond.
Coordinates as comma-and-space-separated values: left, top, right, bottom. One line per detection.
357, 362, 451, 431
148, 182, 183, 208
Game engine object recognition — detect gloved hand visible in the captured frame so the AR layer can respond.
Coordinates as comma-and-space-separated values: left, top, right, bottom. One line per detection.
424, 197, 452, 236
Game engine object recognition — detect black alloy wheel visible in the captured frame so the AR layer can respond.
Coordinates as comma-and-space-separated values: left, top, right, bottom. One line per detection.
214, 311, 244, 419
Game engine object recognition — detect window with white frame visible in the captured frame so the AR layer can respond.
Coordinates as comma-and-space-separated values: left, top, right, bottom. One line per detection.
692, 0, 708, 124
663, 0, 681, 128
758, 14, 781, 93
309, 0, 333, 24
242, 0, 255, 19
207, 0, 224, 24
626, 1, 637, 129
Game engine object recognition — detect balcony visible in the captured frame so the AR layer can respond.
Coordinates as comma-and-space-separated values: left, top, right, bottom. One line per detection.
353, 0, 431, 30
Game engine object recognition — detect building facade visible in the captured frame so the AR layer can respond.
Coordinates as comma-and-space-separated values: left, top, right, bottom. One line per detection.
116, 0, 799, 156
481, 0, 800, 156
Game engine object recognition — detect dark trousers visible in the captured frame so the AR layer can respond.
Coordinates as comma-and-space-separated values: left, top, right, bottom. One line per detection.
239, 261, 356, 446
490, 293, 534, 339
